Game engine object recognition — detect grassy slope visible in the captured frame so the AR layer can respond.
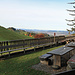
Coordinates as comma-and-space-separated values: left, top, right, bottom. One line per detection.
0, 26, 33, 41
0, 46, 63, 75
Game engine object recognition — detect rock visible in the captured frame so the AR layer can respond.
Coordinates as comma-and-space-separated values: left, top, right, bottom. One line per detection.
52, 65, 60, 70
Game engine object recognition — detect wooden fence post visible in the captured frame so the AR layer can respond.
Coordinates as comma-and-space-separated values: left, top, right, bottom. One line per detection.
54, 36, 55, 43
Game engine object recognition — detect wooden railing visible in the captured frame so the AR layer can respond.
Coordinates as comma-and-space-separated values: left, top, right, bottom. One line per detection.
0, 35, 74, 57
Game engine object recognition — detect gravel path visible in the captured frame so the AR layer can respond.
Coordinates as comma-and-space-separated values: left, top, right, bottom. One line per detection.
32, 63, 67, 75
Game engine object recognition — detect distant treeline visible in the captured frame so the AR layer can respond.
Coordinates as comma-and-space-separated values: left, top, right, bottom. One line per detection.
8, 27, 50, 38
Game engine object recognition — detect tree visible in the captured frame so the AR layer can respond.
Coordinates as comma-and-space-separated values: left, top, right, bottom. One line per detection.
66, 1, 75, 32
29, 33, 32, 37
34, 33, 45, 38
8, 27, 16, 31
67, 29, 72, 35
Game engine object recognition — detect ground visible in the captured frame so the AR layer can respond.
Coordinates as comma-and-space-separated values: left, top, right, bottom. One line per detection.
32, 63, 67, 75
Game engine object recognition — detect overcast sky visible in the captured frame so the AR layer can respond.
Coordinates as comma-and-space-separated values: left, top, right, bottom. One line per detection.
0, 0, 74, 31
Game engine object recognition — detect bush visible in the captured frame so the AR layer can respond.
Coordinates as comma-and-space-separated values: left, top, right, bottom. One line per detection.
34, 33, 45, 38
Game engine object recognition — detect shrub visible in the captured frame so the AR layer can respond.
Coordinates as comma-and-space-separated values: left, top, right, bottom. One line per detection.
34, 33, 45, 38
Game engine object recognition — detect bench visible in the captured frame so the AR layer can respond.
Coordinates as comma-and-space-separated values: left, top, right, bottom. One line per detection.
39, 54, 53, 65
47, 46, 74, 67
67, 55, 75, 70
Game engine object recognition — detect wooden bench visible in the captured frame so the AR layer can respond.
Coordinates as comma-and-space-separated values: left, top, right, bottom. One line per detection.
67, 55, 75, 70
47, 46, 74, 67
39, 54, 53, 65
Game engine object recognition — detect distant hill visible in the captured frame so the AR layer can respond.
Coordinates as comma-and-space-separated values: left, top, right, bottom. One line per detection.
20, 29, 69, 36
8, 27, 27, 35
8, 27, 50, 37
0, 26, 33, 41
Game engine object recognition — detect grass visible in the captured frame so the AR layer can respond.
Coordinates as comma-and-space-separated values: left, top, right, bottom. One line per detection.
0, 45, 63, 75
0, 26, 33, 41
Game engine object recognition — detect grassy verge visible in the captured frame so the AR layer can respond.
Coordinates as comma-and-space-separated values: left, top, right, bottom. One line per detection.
0, 45, 63, 75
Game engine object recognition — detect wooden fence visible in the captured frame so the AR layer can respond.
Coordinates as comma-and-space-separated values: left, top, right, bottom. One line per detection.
0, 36, 74, 57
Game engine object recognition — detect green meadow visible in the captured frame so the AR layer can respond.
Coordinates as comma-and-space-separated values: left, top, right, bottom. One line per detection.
0, 46, 63, 75
0, 26, 64, 75
0, 26, 33, 41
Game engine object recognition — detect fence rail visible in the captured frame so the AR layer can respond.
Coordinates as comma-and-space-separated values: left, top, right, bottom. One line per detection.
0, 36, 75, 57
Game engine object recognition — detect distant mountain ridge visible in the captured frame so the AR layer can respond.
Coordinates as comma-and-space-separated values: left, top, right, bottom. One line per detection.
20, 29, 67, 32
19, 29, 69, 36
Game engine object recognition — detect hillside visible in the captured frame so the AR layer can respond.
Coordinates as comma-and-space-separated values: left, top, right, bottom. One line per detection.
8, 27, 49, 37
0, 26, 33, 41
21, 29, 69, 36
8, 27, 27, 35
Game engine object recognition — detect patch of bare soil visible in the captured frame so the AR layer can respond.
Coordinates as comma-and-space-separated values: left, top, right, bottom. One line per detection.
32, 63, 67, 75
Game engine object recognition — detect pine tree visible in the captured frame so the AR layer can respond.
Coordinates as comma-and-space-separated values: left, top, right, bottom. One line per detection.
66, 0, 75, 32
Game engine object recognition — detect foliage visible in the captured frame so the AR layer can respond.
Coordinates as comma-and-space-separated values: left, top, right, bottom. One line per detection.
0, 46, 63, 75
43, 33, 50, 37
29, 33, 32, 37
8, 28, 27, 35
34, 33, 45, 38
66, 1, 75, 32
7, 27, 49, 37
8, 27, 16, 31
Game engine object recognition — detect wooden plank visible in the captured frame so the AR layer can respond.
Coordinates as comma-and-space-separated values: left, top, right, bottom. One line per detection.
53, 55, 61, 67
47, 46, 74, 56
4, 42, 5, 51
0, 43, 27, 50
39, 54, 52, 60
24, 49, 25, 53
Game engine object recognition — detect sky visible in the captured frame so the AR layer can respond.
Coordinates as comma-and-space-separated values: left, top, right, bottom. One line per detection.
0, 0, 74, 31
